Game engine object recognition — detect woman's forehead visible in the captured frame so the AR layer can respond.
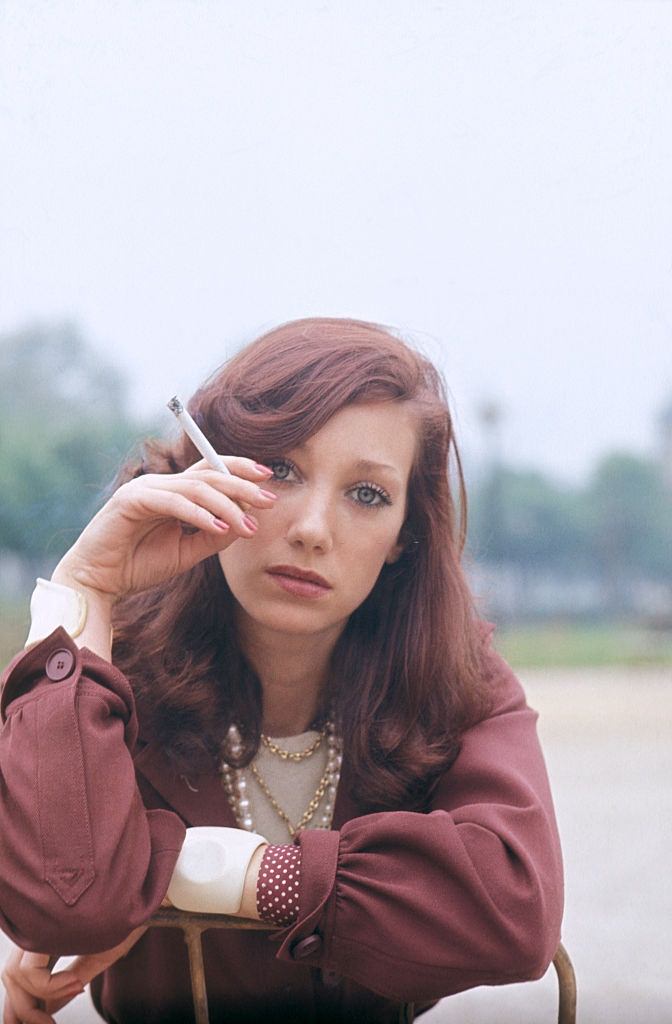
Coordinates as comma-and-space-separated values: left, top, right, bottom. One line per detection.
288, 402, 418, 479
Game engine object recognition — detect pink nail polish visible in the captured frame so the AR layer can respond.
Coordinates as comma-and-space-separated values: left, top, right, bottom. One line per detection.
212, 518, 230, 531
242, 514, 258, 532
254, 463, 274, 476
259, 489, 277, 500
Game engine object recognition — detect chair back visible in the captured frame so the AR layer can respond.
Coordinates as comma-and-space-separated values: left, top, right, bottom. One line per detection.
148, 909, 577, 1024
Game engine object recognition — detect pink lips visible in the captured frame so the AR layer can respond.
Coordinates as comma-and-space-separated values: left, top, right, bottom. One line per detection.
266, 565, 332, 599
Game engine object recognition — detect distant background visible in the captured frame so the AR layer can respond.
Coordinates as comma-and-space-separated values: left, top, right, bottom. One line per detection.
1, 2, 671, 1022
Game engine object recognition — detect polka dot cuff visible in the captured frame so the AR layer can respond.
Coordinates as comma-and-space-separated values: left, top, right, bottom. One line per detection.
256, 844, 301, 927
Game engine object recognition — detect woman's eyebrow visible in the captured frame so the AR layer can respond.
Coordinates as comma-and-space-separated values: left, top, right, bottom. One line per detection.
291, 444, 402, 479
352, 458, 402, 478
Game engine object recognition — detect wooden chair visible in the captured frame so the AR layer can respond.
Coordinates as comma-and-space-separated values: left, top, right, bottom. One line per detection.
148, 908, 577, 1024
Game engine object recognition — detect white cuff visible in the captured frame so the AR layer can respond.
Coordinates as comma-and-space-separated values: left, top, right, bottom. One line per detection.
25, 578, 88, 649
166, 826, 268, 915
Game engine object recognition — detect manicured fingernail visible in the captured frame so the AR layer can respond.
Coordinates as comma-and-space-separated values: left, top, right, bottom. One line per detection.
212, 518, 230, 531
254, 463, 274, 476
259, 489, 277, 500
242, 514, 258, 532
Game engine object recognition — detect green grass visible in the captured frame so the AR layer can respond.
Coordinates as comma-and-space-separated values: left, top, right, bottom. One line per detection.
495, 622, 672, 668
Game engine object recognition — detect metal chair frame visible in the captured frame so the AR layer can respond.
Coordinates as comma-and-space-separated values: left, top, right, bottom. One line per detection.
148, 908, 577, 1024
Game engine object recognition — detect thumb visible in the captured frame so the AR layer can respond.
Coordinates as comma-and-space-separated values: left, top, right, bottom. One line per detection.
68, 925, 148, 987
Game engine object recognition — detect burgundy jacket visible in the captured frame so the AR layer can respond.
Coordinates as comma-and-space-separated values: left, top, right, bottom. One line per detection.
0, 625, 563, 1023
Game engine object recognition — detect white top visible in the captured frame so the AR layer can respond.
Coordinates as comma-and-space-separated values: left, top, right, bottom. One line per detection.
244, 730, 331, 845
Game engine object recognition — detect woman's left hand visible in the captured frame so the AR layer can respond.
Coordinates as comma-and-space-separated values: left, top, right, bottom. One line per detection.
1, 927, 146, 1023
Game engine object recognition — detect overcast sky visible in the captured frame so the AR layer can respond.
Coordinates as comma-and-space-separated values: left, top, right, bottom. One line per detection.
2, 0, 671, 484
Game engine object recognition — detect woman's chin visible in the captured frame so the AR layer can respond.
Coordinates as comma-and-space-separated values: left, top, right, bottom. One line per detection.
236, 599, 348, 640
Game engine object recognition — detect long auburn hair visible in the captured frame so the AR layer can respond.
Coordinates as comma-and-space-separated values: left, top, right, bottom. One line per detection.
110, 317, 492, 811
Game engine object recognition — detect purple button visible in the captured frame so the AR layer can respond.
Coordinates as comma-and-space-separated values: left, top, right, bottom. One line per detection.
45, 649, 75, 681
291, 934, 322, 960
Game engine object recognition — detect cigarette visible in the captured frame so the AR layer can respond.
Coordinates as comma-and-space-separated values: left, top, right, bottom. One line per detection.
167, 396, 231, 475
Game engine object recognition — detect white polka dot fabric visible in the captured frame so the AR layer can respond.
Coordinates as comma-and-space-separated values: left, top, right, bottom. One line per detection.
256, 844, 301, 927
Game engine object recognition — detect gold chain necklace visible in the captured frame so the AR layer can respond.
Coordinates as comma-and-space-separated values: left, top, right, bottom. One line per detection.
260, 730, 324, 761
249, 761, 331, 837
220, 719, 342, 837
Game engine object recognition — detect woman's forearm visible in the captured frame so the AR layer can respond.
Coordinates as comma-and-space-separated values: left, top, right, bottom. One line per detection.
0, 632, 186, 954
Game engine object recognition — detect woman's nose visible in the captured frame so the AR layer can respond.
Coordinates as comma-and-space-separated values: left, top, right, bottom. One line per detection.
285, 491, 334, 554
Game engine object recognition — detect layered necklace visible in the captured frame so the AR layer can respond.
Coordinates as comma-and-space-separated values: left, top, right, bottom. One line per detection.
219, 718, 343, 838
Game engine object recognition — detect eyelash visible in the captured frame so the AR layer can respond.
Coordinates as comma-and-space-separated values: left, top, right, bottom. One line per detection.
268, 458, 392, 510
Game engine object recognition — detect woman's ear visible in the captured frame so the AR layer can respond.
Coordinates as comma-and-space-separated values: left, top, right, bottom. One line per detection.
385, 522, 412, 564
384, 541, 404, 565
385, 521, 418, 564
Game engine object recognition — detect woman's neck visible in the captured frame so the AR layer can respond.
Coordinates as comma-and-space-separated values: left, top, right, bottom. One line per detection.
237, 616, 342, 736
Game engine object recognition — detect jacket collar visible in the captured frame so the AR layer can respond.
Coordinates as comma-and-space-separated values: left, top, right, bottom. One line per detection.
133, 740, 237, 827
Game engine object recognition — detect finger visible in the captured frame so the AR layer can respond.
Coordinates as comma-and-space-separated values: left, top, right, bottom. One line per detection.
20, 968, 83, 1000
1, 948, 22, 980
2, 976, 54, 1024
7, 955, 77, 1002
124, 483, 261, 539
156, 473, 277, 518
16, 954, 51, 971
18, 954, 81, 999
2, 991, 20, 1024
177, 478, 274, 527
42, 989, 85, 1015
68, 925, 148, 987
188, 457, 274, 481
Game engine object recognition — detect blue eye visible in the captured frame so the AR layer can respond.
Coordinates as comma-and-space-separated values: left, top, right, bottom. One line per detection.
350, 483, 391, 509
269, 458, 296, 482
356, 486, 379, 505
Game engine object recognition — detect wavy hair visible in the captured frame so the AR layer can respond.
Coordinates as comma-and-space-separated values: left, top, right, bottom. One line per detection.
110, 318, 492, 811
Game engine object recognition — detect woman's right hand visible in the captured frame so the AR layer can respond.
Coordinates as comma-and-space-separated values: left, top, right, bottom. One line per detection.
51, 457, 277, 603
2, 946, 80, 1024
1, 928, 147, 1024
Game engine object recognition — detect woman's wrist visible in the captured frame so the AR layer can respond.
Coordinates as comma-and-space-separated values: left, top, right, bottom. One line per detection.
43, 567, 115, 662
51, 556, 117, 608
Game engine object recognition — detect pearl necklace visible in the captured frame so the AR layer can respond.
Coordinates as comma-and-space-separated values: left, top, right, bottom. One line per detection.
219, 721, 343, 836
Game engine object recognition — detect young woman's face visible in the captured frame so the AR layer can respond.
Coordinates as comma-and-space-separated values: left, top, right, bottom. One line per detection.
218, 401, 417, 642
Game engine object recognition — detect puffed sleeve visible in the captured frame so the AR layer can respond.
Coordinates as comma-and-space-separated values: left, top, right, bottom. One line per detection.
0, 628, 186, 955
273, 627, 564, 1002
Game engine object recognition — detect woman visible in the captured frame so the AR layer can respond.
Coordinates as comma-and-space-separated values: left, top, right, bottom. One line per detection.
0, 317, 563, 1023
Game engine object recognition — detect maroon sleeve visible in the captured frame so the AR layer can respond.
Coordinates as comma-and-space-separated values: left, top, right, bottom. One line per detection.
0, 628, 186, 955
273, 627, 564, 1002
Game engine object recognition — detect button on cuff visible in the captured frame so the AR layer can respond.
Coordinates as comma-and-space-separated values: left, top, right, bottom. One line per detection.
0, 628, 80, 722
45, 648, 76, 681
290, 934, 323, 960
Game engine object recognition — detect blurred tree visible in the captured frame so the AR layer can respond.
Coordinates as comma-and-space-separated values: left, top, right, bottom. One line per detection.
468, 466, 584, 572
0, 321, 128, 420
0, 322, 152, 569
581, 452, 672, 612
469, 450, 672, 616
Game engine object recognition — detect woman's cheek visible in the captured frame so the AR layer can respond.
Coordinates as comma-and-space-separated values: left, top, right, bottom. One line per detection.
349, 540, 395, 592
